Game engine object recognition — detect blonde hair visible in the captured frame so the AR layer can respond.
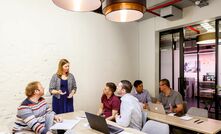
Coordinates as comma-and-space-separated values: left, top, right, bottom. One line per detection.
57, 59, 69, 77
25, 81, 40, 98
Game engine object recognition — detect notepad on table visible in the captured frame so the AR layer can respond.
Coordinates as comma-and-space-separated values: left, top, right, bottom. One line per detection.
180, 115, 193, 121
167, 113, 176, 116
50, 119, 80, 130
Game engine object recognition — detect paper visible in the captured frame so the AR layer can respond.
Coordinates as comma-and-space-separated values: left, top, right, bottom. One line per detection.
84, 123, 90, 128
75, 116, 86, 121
167, 113, 176, 116
180, 115, 193, 121
119, 132, 132, 134
50, 119, 80, 130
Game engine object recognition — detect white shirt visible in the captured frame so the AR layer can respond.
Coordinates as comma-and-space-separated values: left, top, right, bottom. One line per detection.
116, 94, 142, 130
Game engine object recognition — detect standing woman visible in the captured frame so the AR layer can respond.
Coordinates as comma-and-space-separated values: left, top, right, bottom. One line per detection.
49, 59, 77, 114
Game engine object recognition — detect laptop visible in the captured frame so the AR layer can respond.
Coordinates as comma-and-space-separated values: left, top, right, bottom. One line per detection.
85, 112, 124, 134
149, 103, 166, 115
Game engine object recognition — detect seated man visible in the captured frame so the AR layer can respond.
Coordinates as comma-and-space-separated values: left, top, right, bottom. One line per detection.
131, 80, 151, 109
13, 81, 62, 134
97, 82, 120, 121
115, 80, 142, 130
97, 82, 120, 120
157, 79, 184, 115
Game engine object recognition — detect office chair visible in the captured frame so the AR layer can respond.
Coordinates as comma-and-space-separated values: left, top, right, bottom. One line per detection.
142, 120, 169, 134
187, 107, 208, 118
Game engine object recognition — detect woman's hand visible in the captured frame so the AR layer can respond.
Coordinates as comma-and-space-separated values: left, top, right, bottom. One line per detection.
67, 90, 76, 98
51, 90, 66, 95
58, 90, 66, 95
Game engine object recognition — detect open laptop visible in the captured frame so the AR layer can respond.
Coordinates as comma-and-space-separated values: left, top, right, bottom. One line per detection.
149, 103, 166, 115
85, 112, 124, 134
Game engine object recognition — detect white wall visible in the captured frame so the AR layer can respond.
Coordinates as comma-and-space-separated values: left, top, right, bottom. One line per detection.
139, 19, 159, 97
0, 0, 139, 130
139, 0, 221, 97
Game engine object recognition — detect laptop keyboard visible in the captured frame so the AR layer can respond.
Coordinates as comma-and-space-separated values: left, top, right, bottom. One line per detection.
107, 124, 122, 133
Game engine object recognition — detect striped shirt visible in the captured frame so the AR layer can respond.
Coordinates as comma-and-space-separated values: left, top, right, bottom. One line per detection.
13, 97, 55, 134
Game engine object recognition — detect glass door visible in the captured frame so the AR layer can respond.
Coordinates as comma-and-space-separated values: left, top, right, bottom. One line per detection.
160, 33, 173, 88
215, 19, 221, 119
160, 19, 221, 119
160, 29, 185, 98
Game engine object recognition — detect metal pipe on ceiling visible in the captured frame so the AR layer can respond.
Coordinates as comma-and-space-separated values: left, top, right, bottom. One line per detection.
146, 0, 182, 16
148, 0, 182, 11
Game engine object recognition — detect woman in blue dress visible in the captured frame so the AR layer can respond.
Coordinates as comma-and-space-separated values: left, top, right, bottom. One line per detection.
49, 59, 77, 114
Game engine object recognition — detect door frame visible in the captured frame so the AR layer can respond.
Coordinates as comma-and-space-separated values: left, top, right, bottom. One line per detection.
160, 18, 221, 119
159, 28, 185, 98
215, 18, 221, 119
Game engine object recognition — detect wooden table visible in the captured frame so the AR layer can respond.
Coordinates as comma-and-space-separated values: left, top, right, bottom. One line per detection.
58, 111, 145, 134
146, 110, 221, 134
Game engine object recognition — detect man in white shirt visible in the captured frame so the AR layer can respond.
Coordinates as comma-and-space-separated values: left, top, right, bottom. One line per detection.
115, 80, 142, 130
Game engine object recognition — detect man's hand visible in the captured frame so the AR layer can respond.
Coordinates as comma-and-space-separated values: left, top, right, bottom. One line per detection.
143, 103, 148, 109
54, 115, 63, 123
115, 114, 120, 120
169, 104, 173, 113
46, 131, 53, 134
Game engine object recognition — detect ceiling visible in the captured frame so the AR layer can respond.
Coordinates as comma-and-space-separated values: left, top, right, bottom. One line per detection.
140, 0, 196, 21
143, 0, 214, 53
160, 21, 215, 41
160, 20, 216, 42
94, 0, 209, 21
160, 20, 217, 53
184, 21, 215, 39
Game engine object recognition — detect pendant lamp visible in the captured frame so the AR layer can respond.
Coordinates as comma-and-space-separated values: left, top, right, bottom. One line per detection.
52, 0, 103, 12
197, 32, 221, 44
102, 0, 146, 22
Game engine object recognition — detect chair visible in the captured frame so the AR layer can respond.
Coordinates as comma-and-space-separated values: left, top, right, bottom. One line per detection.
142, 120, 169, 134
172, 107, 208, 134
187, 107, 208, 118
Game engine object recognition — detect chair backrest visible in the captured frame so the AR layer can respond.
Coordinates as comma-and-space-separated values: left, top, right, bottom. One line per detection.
187, 107, 208, 118
142, 120, 169, 134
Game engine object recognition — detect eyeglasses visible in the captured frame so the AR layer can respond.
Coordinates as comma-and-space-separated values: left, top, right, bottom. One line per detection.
160, 84, 165, 86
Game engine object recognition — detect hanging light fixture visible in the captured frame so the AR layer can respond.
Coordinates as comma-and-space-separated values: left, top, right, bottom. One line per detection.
52, 0, 103, 12
102, 0, 146, 22
197, 32, 221, 44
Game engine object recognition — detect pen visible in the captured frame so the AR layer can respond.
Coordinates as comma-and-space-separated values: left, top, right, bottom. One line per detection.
194, 119, 200, 123
197, 121, 204, 124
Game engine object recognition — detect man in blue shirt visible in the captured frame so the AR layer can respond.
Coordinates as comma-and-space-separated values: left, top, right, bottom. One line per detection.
131, 80, 151, 109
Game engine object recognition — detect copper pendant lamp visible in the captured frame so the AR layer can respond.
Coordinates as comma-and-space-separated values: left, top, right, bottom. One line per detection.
52, 0, 103, 12
102, 0, 146, 22
197, 32, 221, 44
